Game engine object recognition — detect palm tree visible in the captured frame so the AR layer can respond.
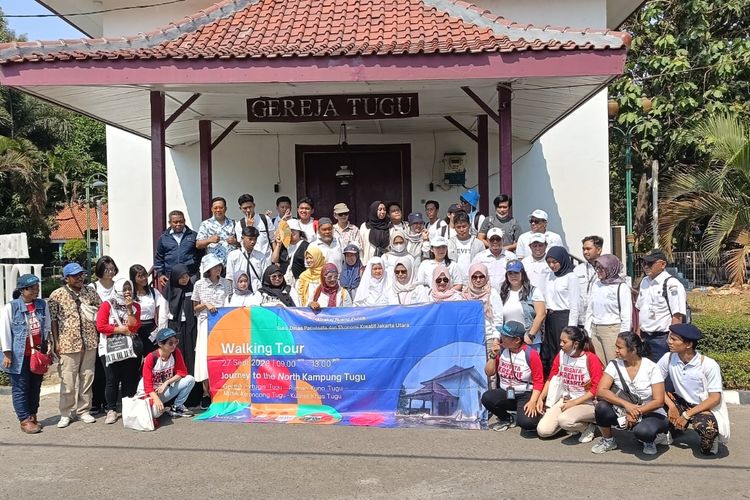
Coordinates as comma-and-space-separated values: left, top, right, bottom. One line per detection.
659, 114, 750, 285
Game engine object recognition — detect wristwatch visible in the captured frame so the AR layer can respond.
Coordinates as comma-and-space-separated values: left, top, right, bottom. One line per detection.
489, 353, 497, 359
681, 411, 692, 421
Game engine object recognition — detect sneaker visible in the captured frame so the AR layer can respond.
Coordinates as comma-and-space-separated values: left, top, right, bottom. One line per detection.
709, 439, 720, 455
169, 405, 194, 418
200, 395, 211, 410
643, 442, 658, 455
57, 416, 71, 428
490, 416, 516, 432
654, 432, 673, 446
104, 410, 118, 425
578, 423, 597, 443
79, 412, 96, 424
591, 437, 618, 454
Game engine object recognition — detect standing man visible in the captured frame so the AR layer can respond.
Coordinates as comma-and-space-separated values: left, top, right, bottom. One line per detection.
387, 202, 409, 234
447, 211, 485, 287
478, 194, 521, 251
458, 188, 486, 236
573, 235, 604, 327
226, 226, 268, 294
636, 249, 687, 362
521, 234, 552, 297
154, 210, 198, 287
515, 209, 564, 259
425, 200, 447, 240
48, 263, 102, 428
296, 197, 317, 242
196, 197, 237, 265
234, 194, 274, 260
471, 228, 517, 291
332, 203, 361, 248
310, 217, 344, 272
271, 196, 293, 228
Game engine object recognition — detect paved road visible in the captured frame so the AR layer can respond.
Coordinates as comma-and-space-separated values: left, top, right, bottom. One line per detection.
0, 392, 748, 499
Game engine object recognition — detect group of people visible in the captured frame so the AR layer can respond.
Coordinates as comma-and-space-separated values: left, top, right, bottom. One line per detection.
0, 189, 728, 457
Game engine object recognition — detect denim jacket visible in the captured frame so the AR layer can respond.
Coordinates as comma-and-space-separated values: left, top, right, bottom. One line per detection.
0, 298, 51, 375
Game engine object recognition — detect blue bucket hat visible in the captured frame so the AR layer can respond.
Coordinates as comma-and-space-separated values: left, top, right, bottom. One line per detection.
17, 274, 40, 289
63, 262, 85, 277
460, 189, 480, 209
155, 328, 178, 344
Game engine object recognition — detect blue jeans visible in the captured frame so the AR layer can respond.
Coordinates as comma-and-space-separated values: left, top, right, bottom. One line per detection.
137, 375, 196, 408
642, 333, 669, 363
10, 356, 44, 421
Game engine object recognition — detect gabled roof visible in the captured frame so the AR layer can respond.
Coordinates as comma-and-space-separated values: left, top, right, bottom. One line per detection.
50, 203, 109, 241
1, 0, 629, 64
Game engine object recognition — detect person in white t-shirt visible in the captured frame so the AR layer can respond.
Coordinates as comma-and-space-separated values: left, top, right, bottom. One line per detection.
416, 236, 463, 289
592, 332, 669, 456
472, 227, 517, 291
233, 194, 274, 259
515, 209, 564, 259
499, 260, 546, 350
542, 246, 580, 377
521, 234, 551, 297
296, 197, 317, 242
448, 211, 485, 287
424, 200, 447, 241
309, 217, 344, 272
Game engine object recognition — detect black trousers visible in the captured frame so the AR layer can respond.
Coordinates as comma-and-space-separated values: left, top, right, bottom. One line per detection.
481, 388, 541, 430
137, 319, 158, 355
91, 354, 106, 409
595, 401, 668, 443
101, 355, 141, 411
543, 310, 570, 377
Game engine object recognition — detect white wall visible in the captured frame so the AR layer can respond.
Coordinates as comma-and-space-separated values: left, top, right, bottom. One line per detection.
477, 0, 607, 27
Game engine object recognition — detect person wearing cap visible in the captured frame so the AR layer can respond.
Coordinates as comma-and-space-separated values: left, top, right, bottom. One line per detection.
573, 236, 605, 327
635, 249, 687, 362
515, 209, 564, 260
339, 243, 364, 300
658, 324, 727, 455
387, 201, 409, 235
415, 235, 463, 289
138, 328, 196, 419
481, 321, 544, 432
404, 212, 428, 265
440, 203, 463, 240
48, 263, 102, 428
233, 194, 274, 260
309, 217, 344, 272
472, 227, 517, 291
458, 188, 486, 236
359, 201, 392, 265
521, 233, 552, 297
195, 196, 237, 265
424, 200, 448, 241
1, 274, 52, 434
226, 225, 268, 295
448, 211, 486, 287
478, 194, 521, 251
192, 254, 231, 409
499, 260, 545, 350
154, 210, 198, 287
332, 202, 361, 249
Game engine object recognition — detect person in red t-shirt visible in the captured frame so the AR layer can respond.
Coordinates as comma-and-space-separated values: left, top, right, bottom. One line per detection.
137, 328, 195, 419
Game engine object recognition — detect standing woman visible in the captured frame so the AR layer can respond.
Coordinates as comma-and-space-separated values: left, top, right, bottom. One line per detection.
130, 264, 165, 355
89, 255, 118, 415
192, 254, 232, 409
340, 244, 364, 300
382, 230, 413, 275
309, 263, 352, 311
96, 278, 142, 425
499, 260, 546, 352
359, 201, 391, 265
294, 246, 326, 307
1, 275, 52, 434
462, 263, 503, 357
415, 236, 463, 289
163, 264, 199, 406
386, 257, 429, 305
543, 246, 580, 376
258, 265, 297, 307
585, 254, 631, 365
353, 257, 390, 307
225, 270, 261, 307
277, 219, 309, 288
428, 265, 463, 302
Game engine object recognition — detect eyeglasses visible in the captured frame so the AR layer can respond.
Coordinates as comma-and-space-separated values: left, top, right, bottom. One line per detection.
471, 274, 486, 281
104, 267, 116, 274
435, 278, 450, 284
529, 219, 544, 224
270, 273, 284, 279
394, 270, 408, 275
642, 262, 654, 267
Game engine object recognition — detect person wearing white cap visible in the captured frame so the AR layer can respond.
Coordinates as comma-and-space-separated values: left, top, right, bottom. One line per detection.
415, 235, 463, 289
521, 233, 552, 297
515, 209, 564, 259
471, 227, 517, 291
478, 194, 521, 251
332, 202, 362, 249
309, 217, 344, 272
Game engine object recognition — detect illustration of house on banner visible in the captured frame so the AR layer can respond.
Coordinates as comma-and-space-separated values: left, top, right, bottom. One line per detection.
0, 0, 639, 272
404, 365, 486, 418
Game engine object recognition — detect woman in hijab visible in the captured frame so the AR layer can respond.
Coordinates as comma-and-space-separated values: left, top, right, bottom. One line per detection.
358, 201, 391, 265
542, 246, 581, 377
353, 257, 390, 307
294, 246, 327, 307
382, 230, 413, 276
462, 263, 503, 358
428, 265, 463, 303
95, 278, 142, 425
585, 254, 631, 365
258, 264, 297, 307
415, 236, 463, 289
225, 270, 262, 307
386, 256, 429, 305
340, 244, 364, 300
309, 263, 352, 311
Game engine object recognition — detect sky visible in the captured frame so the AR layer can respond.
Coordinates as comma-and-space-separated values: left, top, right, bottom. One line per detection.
0, 1, 84, 40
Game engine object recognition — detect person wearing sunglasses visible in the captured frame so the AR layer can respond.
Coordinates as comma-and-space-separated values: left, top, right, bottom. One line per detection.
462, 264, 503, 358
138, 328, 195, 419
332, 203, 361, 249
428, 265, 463, 302
386, 257, 429, 305
514, 209, 564, 260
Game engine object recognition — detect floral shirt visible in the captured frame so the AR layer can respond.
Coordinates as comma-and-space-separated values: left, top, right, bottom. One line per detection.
196, 215, 236, 264
48, 285, 101, 354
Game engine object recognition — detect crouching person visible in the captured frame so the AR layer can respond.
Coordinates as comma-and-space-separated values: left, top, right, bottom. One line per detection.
138, 328, 195, 419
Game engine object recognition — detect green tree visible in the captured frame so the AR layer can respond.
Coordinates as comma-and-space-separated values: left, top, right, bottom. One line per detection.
62, 239, 88, 264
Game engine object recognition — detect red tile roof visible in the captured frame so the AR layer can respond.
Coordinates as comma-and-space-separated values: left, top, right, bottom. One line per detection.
0, 0, 629, 64
50, 203, 109, 241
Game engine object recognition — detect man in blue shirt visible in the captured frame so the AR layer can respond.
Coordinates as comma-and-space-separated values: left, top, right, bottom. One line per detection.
154, 210, 198, 287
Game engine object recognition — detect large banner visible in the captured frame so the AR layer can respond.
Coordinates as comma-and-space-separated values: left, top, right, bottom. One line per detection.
195, 302, 487, 429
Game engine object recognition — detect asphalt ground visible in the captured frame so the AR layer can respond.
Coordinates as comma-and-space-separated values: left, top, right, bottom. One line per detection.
0, 391, 748, 499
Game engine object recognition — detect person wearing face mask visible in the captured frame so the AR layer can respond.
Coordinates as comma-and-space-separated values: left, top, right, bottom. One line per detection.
309, 217, 344, 272
353, 257, 390, 307
386, 257, 429, 305
96, 278, 142, 425
543, 246, 580, 377
293, 247, 327, 307
448, 211, 485, 288
359, 201, 392, 264
309, 264, 352, 310
428, 265, 463, 302
478, 194, 521, 251
416, 236, 463, 290
340, 244, 364, 300
258, 265, 297, 307
382, 230, 413, 276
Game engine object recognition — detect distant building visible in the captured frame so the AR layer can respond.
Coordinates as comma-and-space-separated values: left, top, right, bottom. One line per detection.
50, 203, 110, 259
404, 365, 485, 418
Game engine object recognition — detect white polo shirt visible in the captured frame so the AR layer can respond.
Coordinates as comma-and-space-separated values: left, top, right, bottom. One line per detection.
574, 261, 598, 325
309, 238, 344, 273
515, 230, 564, 259
522, 255, 551, 297
471, 249, 517, 291
636, 271, 687, 332
657, 352, 723, 405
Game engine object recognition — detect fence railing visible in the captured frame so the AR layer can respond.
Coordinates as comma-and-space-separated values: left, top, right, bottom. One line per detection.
633, 251, 749, 288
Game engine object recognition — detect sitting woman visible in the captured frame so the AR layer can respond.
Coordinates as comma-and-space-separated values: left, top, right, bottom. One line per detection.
293, 247, 326, 307
309, 263, 352, 311
659, 324, 728, 455
462, 263, 503, 358
415, 236, 463, 289
258, 265, 297, 307
536, 326, 603, 443
382, 230, 413, 275
428, 265, 463, 303
592, 332, 669, 455
340, 244, 364, 300
481, 321, 544, 432
386, 257, 429, 305
138, 328, 196, 419
353, 257, 389, 307
225, 270, 261, 307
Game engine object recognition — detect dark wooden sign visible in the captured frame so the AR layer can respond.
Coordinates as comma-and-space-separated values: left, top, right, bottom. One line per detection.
247, 93, 419, 122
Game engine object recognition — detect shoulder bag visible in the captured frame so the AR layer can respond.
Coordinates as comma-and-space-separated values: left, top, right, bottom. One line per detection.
609, 360, 643, 405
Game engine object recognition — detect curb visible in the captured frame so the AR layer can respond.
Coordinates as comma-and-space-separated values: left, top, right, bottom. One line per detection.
724, 390, 750, 405
0, 383, 60, 397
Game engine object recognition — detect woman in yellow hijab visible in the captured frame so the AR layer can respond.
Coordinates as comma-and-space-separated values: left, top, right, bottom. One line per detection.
294, 246, 327, 306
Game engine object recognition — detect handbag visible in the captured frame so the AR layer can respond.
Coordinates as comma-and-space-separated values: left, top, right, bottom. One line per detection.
122, 396, 156, 432
610, 360, 643, 405
28, 330, 51, 376
80, 302, 99, 323
545, 375, 564, 408
131, 335, 144, 358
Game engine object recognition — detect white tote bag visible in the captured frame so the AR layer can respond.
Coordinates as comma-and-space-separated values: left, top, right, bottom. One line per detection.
545, 375, 564, 408
122, 396, 155, 432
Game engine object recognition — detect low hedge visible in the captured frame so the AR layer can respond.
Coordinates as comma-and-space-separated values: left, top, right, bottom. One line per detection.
0, 371, 8, 386
693, 314, 750, 353
708, 351, 750, 390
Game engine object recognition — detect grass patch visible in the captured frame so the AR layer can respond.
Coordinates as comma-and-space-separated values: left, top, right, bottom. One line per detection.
688, 290, 750, 316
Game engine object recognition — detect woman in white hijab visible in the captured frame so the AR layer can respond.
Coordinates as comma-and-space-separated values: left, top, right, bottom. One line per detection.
386, 256, 429, 305
382, 229, 414, 275
353, 257, 390, 307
